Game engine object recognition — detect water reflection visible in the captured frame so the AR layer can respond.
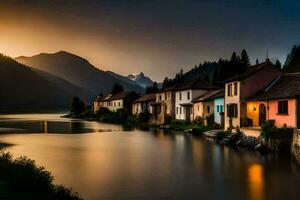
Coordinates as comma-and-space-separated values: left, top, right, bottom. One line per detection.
0, 114, 300, 200
248, 164, 265, 200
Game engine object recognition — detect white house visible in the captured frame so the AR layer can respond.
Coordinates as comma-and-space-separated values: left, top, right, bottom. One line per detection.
175, 79, 216, 121
94, 91, 139, 112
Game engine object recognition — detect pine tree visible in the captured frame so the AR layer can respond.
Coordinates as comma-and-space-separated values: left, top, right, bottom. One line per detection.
240, 49, 250, 66
111, 83, 124, 94
275, 59, 282, 70
256, 59, 259, 65
230, 52, 238, 63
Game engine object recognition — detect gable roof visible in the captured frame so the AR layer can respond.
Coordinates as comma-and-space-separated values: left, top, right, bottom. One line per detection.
174, 78, 217, 91
95, 91, 137, 102
192, 89, 224, 102
224, 61, 277, 83
248, 73, 300, 101
134, 93, 156, 103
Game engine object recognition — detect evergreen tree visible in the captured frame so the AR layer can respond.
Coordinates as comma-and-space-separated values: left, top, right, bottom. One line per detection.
284, 45, 300, 72
111, 83, 124, 94
146, 82, 159, 94
256, 59, 259, 65
240, 49, 250, 66
70, 97, 85, 114
230, 52, 238, 63
275, 59, 282, 70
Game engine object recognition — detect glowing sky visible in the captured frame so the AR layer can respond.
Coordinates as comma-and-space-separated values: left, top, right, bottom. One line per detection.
0, 0, 300, 81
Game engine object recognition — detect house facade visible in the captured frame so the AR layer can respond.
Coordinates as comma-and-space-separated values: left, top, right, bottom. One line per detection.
193, 89, 224, 126
151, 87, 176, 125
132, 93, 156, 115
175, 79, 217, 121
93, 91, 139, 113
247, 73, 300, 128
224, 60, 281, 130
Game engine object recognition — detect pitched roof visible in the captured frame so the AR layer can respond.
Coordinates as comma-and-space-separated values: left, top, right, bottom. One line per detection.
134, 93, 156, 103
224, 61, 276, 83
248, 73, 300, 101
192, 89, 224, 102
95, 91, 137, 102
174, 78, 217, 91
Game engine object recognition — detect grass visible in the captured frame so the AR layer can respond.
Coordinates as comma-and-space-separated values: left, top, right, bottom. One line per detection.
0, 151, 83, 200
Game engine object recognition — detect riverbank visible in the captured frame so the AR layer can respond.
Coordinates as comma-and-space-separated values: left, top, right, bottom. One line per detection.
0, 147, 83, 200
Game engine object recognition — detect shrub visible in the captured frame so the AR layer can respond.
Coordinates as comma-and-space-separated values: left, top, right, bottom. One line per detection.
261, 120, 276, 139
138, 110, 151, 123
192, 125, 209, 135
194, 116, 204, 125
0, 152, 82, 200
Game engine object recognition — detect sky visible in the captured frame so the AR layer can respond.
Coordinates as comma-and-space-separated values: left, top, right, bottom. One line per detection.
0, 0, 300, 81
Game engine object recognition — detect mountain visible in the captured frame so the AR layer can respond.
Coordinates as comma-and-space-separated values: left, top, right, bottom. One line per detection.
106, 71, 140, 88
16, 51, 144, 95
0, 54, 89, 112
127, 72, 154, 88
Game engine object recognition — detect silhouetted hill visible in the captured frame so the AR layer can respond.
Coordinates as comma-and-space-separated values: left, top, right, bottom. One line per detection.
16, 51, 144, 95
0, 54, 88, 112
127, 72, 153, 88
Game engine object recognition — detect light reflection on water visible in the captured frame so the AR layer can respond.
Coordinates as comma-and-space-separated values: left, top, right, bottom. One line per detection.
0, 114, 299, 200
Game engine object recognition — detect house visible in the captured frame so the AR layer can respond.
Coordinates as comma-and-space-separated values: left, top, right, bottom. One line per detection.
246, 73, 300, 128
175, 79, 217, 121
224, 60, 282, 130
132, 93, 156, 115
151, 86, 176, 125
93, 91, 139, 112
192, 89, 224, 126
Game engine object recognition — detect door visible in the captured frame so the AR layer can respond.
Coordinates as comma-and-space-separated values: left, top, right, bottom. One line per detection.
186, 106, 191, 121
259, 103, 266, 126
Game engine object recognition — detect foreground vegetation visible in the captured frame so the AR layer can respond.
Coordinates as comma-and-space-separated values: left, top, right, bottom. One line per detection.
0, 151, 82, 200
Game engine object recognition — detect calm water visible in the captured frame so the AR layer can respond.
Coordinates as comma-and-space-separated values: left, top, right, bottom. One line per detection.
0, 114, 300, 200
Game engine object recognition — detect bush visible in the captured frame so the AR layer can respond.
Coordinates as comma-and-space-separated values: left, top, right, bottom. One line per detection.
0, 152, 82, 200
192, 125, 209, 135
261, 120, 276, 139
138, 110, 151, 123
194, 116, 204, 125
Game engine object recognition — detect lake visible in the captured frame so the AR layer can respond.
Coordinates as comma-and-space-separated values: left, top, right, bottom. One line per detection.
0, 114, 299, 200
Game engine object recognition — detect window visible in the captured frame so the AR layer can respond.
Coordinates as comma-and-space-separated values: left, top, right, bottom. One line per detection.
179, 92, 182, 100
220, 105, 223, 112
227, 84, 232, 96
114, 102, 116, 107
165, 93, 167, 100
278, 100, 288, 114
217, 105, 220, 112
118, 102, 121, 106
180, 107, 182, 114
227, 104, 238, 118
207, 106, 210, 114
197, 105, 200, 111
159, 95, 162, 101
176, 107, 178, 114
234, 82, 238, 96
187, 91, 190, 100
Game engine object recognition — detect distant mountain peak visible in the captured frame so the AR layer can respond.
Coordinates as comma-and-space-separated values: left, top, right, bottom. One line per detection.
127, 72, 153, 88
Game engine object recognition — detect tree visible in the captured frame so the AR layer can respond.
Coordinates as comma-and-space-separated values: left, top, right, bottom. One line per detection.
240, 49, 250, 66
70, 97, 85, 114
275, 59, 282, 70
146, 82, 159, 94
284, 45, 300, 72
256, 59, 259, 65
111, 83, 124, 94
230, 52, 238, 63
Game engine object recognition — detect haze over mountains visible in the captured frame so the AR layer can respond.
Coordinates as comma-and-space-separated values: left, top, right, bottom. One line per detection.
16, 51, 145, 96
0, 54, 89, 112
0, 51, 157, 112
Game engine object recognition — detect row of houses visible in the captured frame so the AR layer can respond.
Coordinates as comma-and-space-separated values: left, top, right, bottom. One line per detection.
93, 59, 300, 136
